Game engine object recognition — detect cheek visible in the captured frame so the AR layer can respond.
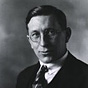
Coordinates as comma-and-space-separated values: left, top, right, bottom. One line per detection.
52, 35, 66, 48
30, 43, 39, 57
30, 41, 39, 51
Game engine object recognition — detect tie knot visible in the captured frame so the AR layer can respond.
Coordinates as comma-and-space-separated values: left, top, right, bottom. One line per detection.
41, 65, 48, 73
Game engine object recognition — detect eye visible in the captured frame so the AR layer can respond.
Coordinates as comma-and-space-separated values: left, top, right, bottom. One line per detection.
31, 31, 40, 38
48, 29, 56, 35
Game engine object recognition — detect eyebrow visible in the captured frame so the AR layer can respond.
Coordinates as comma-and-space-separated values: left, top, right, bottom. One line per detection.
30, 27, 58, 34
45, 28, 59, 32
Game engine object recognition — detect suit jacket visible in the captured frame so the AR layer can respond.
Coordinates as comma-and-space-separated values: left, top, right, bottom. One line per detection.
16, 52, 88, 88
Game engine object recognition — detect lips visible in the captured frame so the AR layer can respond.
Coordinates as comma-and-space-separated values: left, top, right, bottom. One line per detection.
39, 50, 52, 55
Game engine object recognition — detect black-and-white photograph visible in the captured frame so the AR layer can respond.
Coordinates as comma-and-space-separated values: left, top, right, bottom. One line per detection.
0, 0, 88, 88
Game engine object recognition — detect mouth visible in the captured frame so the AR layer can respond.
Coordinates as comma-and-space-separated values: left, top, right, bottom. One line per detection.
39, 50, 52, 55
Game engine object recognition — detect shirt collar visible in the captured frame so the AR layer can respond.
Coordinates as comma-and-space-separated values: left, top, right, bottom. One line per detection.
39, 51, 68, 70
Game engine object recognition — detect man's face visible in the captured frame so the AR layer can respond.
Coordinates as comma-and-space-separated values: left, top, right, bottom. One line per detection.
27, 15, 67, 63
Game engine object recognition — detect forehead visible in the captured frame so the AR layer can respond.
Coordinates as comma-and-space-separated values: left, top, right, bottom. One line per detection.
27, 15, 61, 33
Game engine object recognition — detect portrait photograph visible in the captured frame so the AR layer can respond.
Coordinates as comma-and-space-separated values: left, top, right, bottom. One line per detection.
0, 0, 88, 88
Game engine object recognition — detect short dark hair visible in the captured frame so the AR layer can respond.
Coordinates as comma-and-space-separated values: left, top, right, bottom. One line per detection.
26, 5, 67, 31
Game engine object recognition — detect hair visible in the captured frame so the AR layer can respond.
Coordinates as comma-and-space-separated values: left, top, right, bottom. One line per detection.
26, 5, 67, 31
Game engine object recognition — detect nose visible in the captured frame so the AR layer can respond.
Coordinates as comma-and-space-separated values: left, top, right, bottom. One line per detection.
39, 34, 47, 46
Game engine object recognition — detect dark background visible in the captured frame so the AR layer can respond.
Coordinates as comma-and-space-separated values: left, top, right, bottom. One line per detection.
0, 0, 88, 88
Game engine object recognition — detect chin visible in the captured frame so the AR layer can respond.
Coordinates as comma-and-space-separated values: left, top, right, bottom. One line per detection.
40, 57, 53, 63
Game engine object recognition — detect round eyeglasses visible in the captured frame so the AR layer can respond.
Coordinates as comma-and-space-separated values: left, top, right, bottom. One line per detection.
27, 28, 64, 43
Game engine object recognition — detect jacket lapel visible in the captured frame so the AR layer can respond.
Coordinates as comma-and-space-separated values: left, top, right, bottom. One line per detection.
27, 62, 40, 88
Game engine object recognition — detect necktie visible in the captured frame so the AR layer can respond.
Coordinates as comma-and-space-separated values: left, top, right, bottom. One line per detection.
32, 65, 48, 88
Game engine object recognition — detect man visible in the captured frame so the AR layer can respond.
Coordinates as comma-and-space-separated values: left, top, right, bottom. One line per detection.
16, 5, 88, 88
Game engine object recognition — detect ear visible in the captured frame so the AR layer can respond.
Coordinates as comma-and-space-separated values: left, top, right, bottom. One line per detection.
27, 35, 33, 49
65, 27, 71, 43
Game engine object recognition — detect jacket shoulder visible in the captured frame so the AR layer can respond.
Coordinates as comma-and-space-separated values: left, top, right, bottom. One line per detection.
67, 52, 88, 75
16, 63, 39, 88
18, 63, 39, 78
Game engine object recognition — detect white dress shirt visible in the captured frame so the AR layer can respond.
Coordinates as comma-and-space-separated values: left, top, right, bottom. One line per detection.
39, 51, 68, 83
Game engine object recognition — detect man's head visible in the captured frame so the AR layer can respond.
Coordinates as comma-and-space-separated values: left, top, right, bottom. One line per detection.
26, 5, 71, 63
